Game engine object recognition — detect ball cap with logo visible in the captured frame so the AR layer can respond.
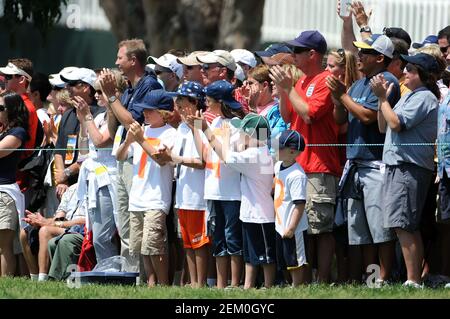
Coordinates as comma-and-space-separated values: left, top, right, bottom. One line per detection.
278, 130, 305, 151
353, 34, 394, 59
231, 113, 271, 141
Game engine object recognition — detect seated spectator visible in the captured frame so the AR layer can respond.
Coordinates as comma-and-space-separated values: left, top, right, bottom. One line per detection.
22, 183, 85, 281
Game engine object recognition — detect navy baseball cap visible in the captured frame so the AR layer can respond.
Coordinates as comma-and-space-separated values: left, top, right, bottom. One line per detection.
401, 53, 439, 73
135, 89, 174, 111
278, 130, 305, 151
169, 81, 205, 100
412, 35, 439, 49
254, 43, 293, 58
204, 80, 241, 110
286, 30, 327, 55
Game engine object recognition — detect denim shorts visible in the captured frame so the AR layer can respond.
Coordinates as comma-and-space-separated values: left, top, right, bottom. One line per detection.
209, 200, 243, 257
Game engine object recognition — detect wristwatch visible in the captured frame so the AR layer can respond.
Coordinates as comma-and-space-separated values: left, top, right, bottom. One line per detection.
108, 95, 117, 104
360, 26, 371, 33
84, 114, 94, 122
63, 167, 71, 178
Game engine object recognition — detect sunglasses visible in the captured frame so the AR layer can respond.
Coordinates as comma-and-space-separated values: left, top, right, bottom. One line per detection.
405, 63, 418, 73
440, 45, 450, 54
4, 74, 17, 81
360, 49, 380, 56
201, 63, 221, 71
293, 47, 310, 54
95, 90, 103, 95
67, 80, 85, 87
0, 105, 5, 112
337, 48, 345, 58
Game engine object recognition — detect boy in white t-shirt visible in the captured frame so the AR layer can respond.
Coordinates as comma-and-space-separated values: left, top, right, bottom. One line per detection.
116, 89, 176, 287
188, 112, 276, 289
274, 130, 309, 287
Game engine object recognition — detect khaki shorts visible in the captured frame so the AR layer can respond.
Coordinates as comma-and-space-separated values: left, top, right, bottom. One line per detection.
305, 173, 339, 235
129, 210, 168, 256
0, 192, 18, 231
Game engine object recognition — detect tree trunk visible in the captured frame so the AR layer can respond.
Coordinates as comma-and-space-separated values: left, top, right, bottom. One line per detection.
99, 0, 265, 56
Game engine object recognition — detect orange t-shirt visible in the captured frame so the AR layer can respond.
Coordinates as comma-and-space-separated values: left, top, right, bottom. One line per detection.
286, 70, 341, 176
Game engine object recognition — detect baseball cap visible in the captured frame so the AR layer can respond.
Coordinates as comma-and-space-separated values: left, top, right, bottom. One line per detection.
60, 67, 97, 87
197, 50, 237, 71
412, 35, 439, 49
147, 53, 184, 79
354, 34, 394, 59
401, 53, 439, 73
0, 62, 32, 81
135, 89, 174, 111
169, 81, 205, 100
278, 130, 305, 151
177, 51, 209, 66
230, 49, 257, 68
285, 30, 328, 55
254, 43, 293, 58
261, 53, 295, 66
234, 65, 245, 82
230, 113, 270, 141
49, 67, 78, 88
383, 27, 412, 47
204, 80, 241, 110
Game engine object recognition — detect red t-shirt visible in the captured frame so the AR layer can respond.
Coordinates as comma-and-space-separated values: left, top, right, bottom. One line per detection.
17, 93, 40, 191
286, 70, 341, 176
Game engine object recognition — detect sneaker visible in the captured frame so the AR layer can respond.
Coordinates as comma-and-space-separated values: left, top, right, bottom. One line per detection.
374, 278, 390, 288
403, 280, 423, 289
445, 283, 450, 289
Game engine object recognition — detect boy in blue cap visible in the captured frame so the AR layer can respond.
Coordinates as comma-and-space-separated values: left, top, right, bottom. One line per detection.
116, 89, 176, 286
274, 130, 309, 287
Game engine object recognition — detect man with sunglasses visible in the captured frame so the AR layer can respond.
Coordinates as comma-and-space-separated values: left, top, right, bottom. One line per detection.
197, 50, 237, 86
270, 30, 341, 284
177, 51, 209, 84
438, 26, 450, 61
147, 53, 183, 92
327, 34, 400, 285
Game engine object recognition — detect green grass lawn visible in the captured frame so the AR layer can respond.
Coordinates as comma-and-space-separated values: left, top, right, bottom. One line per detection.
1, 277, 449, 299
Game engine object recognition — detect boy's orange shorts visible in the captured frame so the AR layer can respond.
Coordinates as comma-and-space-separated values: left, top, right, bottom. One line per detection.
178, 209, 210, 249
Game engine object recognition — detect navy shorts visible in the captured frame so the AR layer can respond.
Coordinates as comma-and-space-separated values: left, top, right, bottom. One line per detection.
210, 200, 243, 257
276, 231, 308, 270
242, 222, 276, 266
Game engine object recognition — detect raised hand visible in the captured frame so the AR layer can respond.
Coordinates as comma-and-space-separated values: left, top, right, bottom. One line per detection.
269, 65, 294, 94
326, 75, 347, 99
351, 1, 372, 28
99, 69, 118, 99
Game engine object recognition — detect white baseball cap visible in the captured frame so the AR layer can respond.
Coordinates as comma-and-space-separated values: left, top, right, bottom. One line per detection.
354, 34, 394, 59
230, 49, 257, 68
147, 53, 184, 80
0, 62, 32, 81
60, 67, 97, 88
49, 66, 78, 88
234, 64, 245, 82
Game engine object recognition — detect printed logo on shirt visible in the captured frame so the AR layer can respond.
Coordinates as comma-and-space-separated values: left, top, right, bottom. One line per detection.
273, 177, 284, 225
138, 137, 161, 178
306, 84, 316, 97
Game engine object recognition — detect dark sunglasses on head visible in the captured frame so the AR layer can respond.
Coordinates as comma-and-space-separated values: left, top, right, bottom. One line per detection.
0, 105, 6, 112
337, 48, 345, 58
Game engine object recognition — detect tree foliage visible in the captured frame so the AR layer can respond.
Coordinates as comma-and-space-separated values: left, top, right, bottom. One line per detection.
1, 0, 66, 44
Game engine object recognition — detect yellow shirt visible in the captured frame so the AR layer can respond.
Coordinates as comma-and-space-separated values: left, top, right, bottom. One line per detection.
399, 76, 411, 97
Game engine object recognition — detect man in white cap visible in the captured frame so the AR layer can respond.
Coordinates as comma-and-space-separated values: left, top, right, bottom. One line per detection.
326, 34, 401, 284
53, 67, 102, 200
147, 53, 183, 92
177, 51, 209, 84
197, 50, 237, 85
230, 49, 257, 78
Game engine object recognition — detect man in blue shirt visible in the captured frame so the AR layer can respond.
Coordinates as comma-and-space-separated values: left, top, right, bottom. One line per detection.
100, 39, 162, 268
326, 34, 400, 284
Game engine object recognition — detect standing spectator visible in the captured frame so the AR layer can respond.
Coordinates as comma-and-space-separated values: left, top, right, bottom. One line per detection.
371, 53, 442, 288
100, 39, 162, 267
327, 34, 400, 283
116, 90, 176, 286
0, 92, 29, 276
274, 130, 309, 287
270, 30, 341, 283
29, 73, 52, 146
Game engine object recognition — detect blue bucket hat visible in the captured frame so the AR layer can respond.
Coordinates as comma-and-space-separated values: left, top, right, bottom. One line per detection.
204, 80, 241, 110
135, 89, 174, 111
